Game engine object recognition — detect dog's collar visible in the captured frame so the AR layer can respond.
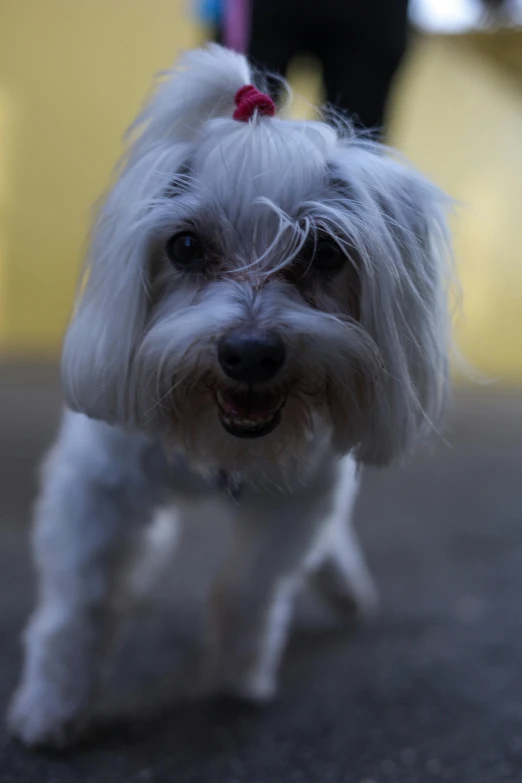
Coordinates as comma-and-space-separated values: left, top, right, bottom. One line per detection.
217, 470, 243, 502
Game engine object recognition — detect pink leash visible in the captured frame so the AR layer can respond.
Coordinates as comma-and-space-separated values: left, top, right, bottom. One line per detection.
223, 0, 251, 54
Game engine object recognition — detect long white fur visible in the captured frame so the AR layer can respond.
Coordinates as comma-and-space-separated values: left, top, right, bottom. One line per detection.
9, 44, 453, 747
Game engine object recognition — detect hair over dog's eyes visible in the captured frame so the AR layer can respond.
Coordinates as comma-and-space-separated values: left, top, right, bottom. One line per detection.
165, 232, 206, 268
312, 238, 346, 272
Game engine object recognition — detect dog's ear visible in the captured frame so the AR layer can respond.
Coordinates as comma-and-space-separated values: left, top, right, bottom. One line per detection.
60, 145, 187, 424
61, 45, 252, 424
332, 142, 454, 465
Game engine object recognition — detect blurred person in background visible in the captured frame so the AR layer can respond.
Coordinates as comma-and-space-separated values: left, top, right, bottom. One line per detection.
241, 0, 409, 132
205, 0, 410, 133
200, 0, 513, 134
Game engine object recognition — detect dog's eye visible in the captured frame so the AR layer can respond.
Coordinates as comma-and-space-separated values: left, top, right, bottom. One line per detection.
312, 239, 346, 272
166, 232, 205, 268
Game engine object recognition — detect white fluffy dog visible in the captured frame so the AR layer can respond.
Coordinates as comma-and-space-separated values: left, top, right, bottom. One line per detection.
8, 45, 452, 748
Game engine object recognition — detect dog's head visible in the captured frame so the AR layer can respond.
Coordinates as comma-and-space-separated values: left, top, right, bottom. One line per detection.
62, 45, 452, 477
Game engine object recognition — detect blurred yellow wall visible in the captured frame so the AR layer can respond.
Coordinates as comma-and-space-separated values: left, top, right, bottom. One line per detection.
389, 34, 522, 384
0, 0, 202, 355
0, 4, 521, 383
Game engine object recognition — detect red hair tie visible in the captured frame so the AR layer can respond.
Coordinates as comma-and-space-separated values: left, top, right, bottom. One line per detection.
233, 85, 276, 122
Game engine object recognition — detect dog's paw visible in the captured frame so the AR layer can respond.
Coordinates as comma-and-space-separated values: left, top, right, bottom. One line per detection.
310, 557, 380, 624
203, 648, 277, 704
218, 667, 276, 704
332, 575, 380, 622
7, 683, 90, 749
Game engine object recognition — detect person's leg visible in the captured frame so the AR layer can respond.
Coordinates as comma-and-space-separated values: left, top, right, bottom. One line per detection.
313, 0, 409, 131
240, 0, 301, 106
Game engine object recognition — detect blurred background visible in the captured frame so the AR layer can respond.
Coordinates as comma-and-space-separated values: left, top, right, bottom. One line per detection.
1, 2, 522, 781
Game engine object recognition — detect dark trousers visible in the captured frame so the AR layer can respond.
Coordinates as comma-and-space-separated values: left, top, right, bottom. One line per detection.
220, 0, 410, 131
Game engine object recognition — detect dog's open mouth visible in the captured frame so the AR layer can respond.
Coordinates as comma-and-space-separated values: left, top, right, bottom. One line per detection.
216, 389, 286, 439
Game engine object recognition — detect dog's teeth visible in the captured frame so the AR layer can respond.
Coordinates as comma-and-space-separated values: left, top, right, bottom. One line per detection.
223, 413, 273, 430
217, 390, 284, 435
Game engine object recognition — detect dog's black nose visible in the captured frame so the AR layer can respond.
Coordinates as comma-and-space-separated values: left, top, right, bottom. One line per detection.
218, 330, 286, 384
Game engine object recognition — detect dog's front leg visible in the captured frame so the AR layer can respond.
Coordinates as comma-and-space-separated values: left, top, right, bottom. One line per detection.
8, 413, 162, 748
206, 460, 339, 703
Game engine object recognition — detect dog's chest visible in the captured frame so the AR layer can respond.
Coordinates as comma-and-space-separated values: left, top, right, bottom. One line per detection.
143, 443, 243, 503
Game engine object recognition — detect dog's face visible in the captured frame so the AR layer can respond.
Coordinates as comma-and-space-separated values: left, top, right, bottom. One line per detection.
62, 47, 452, 478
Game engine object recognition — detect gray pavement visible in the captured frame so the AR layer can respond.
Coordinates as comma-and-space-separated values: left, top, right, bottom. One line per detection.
1, 362, 522, 783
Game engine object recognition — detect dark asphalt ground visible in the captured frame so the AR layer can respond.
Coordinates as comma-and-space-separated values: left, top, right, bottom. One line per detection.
1, 362, 522, 783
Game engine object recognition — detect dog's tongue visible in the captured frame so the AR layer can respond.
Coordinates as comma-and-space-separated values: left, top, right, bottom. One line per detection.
220, 390, 280, 420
